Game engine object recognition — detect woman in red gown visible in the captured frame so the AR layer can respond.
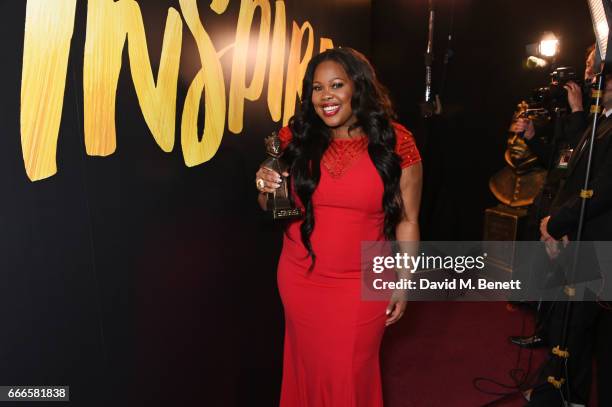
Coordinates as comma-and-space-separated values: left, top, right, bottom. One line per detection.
255, 48, 422, 407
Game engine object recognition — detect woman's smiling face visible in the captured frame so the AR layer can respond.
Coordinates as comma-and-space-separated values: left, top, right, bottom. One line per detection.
311, 60, 357, 132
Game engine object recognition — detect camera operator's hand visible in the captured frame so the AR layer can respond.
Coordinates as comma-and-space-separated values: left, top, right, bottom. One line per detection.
539, 216, 553, 241
564, 81, 584, 113
509, 118, 535, 140
542, 236, 561, 260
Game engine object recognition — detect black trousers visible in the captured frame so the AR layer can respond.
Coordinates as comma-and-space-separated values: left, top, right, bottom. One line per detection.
527, 301, 612, 406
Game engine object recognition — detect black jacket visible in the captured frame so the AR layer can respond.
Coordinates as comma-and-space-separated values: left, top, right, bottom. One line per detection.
548, 114, 612, 240
526, 110, 587, 167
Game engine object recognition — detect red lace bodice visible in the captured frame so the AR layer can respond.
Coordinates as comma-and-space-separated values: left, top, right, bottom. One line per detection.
278, 123, 421, 176
321, 137, 369, 178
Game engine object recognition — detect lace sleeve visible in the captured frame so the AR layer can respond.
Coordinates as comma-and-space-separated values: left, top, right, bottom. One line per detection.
278, 126, 293, 151
393, 122, 421, 169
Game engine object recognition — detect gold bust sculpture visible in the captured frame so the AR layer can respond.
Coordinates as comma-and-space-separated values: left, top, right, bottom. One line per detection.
489, 102, 548, 207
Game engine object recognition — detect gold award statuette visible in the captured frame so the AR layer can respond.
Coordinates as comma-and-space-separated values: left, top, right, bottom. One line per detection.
262, 132, 302, 220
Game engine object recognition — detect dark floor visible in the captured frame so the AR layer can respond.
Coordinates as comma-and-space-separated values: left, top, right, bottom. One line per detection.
381, 302, 547, 407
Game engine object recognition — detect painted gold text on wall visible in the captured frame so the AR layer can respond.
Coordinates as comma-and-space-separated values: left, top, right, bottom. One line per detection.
21, 0, 333, 181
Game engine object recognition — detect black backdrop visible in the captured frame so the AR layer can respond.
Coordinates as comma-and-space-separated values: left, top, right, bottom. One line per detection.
0, 1, 369, 406
0, 0, 595, 406
372, 0, 593, 240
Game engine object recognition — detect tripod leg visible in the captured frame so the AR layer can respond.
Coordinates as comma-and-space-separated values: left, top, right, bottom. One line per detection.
530, 302, 597, 405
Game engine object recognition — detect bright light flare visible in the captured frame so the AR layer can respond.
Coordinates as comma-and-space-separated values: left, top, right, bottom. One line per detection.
526, 56, 549, 69
597, 20, 609, 42
588, 0, 610, 63
539, 35, 559, 58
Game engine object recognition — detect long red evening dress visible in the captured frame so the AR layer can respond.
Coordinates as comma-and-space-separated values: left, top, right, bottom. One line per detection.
276, 123, 421, 407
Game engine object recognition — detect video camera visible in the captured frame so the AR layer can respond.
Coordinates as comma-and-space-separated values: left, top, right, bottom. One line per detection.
530, 66, 592, 112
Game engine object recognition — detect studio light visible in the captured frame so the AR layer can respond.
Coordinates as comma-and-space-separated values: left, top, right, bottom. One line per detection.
538, 32, 559, 58
587, 0, 612, 68
525, 32, 560, 70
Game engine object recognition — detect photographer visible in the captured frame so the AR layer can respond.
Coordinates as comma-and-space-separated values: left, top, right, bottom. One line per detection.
526, 71, 612, 407
508, 45, 595, 350
511, 45, 595, 171
511, 80, 587, 160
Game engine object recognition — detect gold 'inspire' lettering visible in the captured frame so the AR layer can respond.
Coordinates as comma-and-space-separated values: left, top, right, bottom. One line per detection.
180, 0, 227, 167
283, 21, 313, 126
21, 0, 77, 181
228, 0, 271, 134
83, 0, 183, 157
20, 0, 333, 181
267, 1, 286, 124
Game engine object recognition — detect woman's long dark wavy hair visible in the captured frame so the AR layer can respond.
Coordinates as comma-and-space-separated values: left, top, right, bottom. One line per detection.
283, 47, 404, 269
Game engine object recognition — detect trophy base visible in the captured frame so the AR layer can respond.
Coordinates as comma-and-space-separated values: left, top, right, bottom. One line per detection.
266, 195, 302, 220
272, 208, 302, 220
483, 204, 529, 273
